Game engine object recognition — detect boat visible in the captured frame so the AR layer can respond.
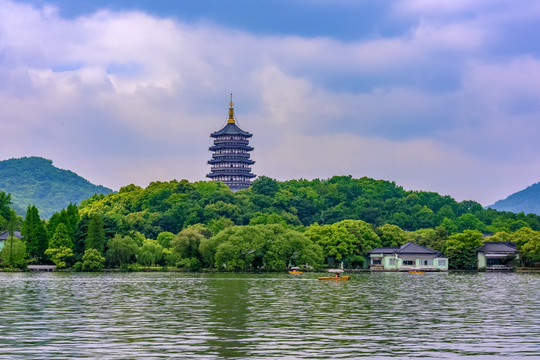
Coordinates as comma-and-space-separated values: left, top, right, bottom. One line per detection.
318, 269, 350, 281
318, 276, 350, 281
289, 266, 303, 274
408, 267, 425, 274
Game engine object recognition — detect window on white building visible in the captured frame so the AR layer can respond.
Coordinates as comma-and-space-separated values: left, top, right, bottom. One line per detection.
438, 259, 446, 266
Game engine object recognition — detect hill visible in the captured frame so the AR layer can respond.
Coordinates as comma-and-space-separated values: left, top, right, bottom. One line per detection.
0, 157, 113, 218
78, 175, 540, 240
488, 182, 540, 215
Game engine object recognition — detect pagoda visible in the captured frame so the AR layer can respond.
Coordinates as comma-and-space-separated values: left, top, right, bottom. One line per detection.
206, 96, 255, 191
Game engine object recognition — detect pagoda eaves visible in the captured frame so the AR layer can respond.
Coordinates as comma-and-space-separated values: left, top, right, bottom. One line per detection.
206, 96, 256, 191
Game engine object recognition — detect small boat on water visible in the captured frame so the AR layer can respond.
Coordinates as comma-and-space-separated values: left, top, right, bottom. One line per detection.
318, 269, 350, 281
289, 266, 303, 274
409, 267, 425, 274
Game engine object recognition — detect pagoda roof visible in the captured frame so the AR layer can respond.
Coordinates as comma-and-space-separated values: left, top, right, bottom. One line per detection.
209, 144, 254, 151
210, 122, 252, 138
207, 171, 256, 178
208, 158, 254, 165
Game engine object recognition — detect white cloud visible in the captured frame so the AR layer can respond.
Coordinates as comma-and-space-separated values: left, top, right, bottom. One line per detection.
0, 0, 539, 206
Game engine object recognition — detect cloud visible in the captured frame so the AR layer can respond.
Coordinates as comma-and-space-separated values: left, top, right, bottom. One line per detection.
0, 0, 539, 206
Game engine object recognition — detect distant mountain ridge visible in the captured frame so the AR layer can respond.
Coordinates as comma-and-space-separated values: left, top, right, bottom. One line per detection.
488, 182, 540, 215
0, 157, 113, 218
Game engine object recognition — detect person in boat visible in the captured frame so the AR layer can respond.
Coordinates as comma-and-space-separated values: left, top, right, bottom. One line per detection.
335, 273, 340, 278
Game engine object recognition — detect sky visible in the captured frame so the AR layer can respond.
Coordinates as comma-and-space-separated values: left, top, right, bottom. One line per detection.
1, 0, 540, 206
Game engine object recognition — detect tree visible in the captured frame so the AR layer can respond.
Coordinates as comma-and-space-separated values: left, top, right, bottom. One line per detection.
249, 212, 287, 226
138, 239, 164, 267
47, 203, 79, 244
156, 231, 175, 248
48, 223, 74, 249
264, 229, 323, 271
456, 213, 486, 233
305, 220, 381, 266
207, 217, 234, 236
106, 234, 138, 267
171, 228, 204, 266
411, 227, 447, 252
513, 227, 540, 267
377, 224, 411, 248
519, 234, 540, 267
0, 236, 27, 268
305, 224, 357, 265
86, 214, 106, 254
336, 220, 381, 256
210, 225, 282, 270
0, 192, 12, 223
44, 223, 74, 268
21, 205, 48, 263
81, 248, 105, 271
444, 230, 483, 270
45, 247, 73, 269
251, 176, 280, 197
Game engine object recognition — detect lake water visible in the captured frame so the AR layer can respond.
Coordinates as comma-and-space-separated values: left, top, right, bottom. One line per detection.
0, 272, 539, 359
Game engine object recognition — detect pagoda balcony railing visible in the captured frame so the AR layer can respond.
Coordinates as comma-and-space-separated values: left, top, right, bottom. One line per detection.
215, 136, 249, 141
209, 171, 254, 176
212, 150, 251, 154
214, 180, 253, 186
213, 139, 249, 145
206, 172, 256, 179
211, 153, 251, 158
209, 145, 254, 152
211, 166, 252, 171
208, 160, 255, 166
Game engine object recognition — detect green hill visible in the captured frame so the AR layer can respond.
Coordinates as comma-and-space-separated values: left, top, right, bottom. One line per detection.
78, 175, 540, 240
0, 157, 113, 218
488, 182, 540, 215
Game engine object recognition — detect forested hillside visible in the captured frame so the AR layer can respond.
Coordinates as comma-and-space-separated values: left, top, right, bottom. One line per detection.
489, 182, 540, 215
79, 175, 540, 238
4, 175, 540, 271
0, 157, 113, 218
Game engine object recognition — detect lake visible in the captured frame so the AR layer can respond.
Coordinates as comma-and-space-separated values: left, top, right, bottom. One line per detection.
0, 272, 539, 359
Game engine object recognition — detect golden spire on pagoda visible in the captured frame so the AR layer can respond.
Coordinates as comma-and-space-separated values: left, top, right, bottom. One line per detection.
228, 93, 235, 124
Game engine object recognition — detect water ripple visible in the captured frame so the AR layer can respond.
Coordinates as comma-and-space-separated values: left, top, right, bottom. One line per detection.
0, 272, 539, 359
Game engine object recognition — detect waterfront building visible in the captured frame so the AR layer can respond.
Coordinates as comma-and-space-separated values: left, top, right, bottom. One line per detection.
0, 230, 22, 251
207, 96, 255, 191
367, 242, 448, 271
477, 241, 518, 271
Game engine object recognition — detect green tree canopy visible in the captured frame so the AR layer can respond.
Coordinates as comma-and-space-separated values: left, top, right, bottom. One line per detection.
377, 224, 412, 248
156, 231, 175, 249
81, 248, 105, 271
0, 236, 27, 269
171, 228, 205, 264
138, 239, 164, 267
263, 229, 323, 271
106, 234, 138, 267
305, 220, 381, 264
444, 230, 483, 270
86, 214, 106, 254
48, 223, 73, 250
22, 205, 48, 263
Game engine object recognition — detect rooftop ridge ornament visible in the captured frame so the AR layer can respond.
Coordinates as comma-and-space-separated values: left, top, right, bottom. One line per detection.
228, 93, 235, 124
